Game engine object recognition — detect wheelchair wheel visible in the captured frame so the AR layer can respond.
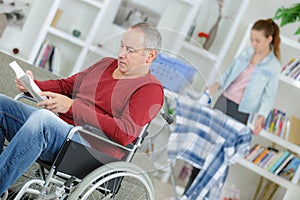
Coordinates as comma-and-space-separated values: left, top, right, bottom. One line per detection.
6, 162, 42, 200
68, 161, 155, 200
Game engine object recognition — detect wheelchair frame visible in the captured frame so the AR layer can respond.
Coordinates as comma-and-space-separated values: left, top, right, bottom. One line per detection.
4, 93, 173, 200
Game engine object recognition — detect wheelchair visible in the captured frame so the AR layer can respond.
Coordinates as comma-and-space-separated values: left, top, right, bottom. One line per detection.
3, 93, 173, 200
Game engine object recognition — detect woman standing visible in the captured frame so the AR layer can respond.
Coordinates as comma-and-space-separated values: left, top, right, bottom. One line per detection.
209, 18, 281, 134
184, 18, 281, 196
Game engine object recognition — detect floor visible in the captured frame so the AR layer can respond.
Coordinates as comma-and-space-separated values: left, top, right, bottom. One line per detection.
153, 177, 181, 200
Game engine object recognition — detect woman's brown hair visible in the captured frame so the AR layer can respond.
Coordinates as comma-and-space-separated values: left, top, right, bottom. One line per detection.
252, 18, 281, 60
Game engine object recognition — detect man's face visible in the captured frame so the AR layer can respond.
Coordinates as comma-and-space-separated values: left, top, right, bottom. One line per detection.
117, 29, 148, 74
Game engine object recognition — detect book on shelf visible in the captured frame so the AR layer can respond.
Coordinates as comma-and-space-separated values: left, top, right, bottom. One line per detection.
50, 47, 61, 75
50, 9, 63, 27
40, 43, 54, 68
274, 153, 294, 175
34, 41, 61, 74
261, 108, 289, 138
34, 41, 49, 67
282, 59, 300, 76
290, 67, 300, 79
258, 148, 278, 169
253, 148, 269, 164
281, 58, 295, 73
291, 159, 300, 184
288, 116, 300, 146
245, 144, 263, 162
265, 151, 284, 171
245, 144, 259, 160
269, 150, 291, 173
8, 61, 47, 102
268, 109, 279, 133
279, 156, 300, 183
287, 61, 300, 75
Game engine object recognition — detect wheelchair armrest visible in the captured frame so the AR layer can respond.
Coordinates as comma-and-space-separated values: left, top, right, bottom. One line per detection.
67, 125, 135, 153
14, 92, 37, 103
160, 109, 174, 124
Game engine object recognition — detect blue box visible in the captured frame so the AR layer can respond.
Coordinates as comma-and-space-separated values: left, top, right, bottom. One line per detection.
150, 53, 196, 92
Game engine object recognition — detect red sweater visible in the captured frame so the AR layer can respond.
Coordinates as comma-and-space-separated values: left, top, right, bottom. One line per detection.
35, 57, 164, 146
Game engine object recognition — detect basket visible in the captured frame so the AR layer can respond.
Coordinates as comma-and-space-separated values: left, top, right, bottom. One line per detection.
150, 53, 196, 92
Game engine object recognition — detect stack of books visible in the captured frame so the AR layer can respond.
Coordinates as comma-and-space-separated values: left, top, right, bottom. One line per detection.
281, 58, 300, 81
248, 110, 300, 147
264, 109, 289, 139
248, 109, 289, 139
245, 144, 300, 184
34, 41, 61, 75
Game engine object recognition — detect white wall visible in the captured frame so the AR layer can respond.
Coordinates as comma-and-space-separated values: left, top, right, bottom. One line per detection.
0, 1, 52, 61
220, 0, 299, 75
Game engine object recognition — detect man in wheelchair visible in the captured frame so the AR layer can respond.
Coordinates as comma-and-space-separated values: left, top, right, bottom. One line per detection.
0, 22, 164, 197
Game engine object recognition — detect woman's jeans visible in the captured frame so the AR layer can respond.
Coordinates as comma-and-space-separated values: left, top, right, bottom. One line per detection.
0, 94, 84, 195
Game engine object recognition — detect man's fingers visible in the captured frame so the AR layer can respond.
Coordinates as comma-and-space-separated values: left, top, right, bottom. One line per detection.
25, 70, 34, 80
39, 91, 56, 98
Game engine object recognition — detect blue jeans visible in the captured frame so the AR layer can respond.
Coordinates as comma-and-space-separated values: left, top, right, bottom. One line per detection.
0, 94, 85, 195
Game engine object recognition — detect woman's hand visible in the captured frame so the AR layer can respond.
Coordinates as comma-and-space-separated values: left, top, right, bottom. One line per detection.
15, 70, 34, 92
37, 91, 73, 113
252, 115, 265, 135
206, 82, 220, 95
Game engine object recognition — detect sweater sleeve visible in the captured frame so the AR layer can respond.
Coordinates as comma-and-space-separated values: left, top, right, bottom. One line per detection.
72, 83, 164, 146
34, 62, 98, 97
35, 74, 77, 98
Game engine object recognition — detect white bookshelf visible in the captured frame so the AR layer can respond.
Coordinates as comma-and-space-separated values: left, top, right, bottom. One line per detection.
232, 23, 300, 200
237, 158, 299, 190
280, 74, 300, 89
173, 0, 251, 86
28, 0, 113, 77
47, 27, 86, 47
259, 130, 300, 155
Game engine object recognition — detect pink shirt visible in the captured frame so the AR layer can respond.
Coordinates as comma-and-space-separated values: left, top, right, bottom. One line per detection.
224, 63, 256, 104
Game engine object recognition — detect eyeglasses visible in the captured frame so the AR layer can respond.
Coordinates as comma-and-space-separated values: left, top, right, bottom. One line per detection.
119, 42, 148, 55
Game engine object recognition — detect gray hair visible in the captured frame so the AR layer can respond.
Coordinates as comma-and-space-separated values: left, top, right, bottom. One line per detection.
130, 22, 162, 51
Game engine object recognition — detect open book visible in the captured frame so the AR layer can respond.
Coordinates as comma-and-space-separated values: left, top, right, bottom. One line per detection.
9, 61, 47, 102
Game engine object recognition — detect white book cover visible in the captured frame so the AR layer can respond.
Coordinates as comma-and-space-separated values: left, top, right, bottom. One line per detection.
291, 162, 300, 184
52, 47, 61, 75
9, 61, 47, 102
34, 41, 49, 67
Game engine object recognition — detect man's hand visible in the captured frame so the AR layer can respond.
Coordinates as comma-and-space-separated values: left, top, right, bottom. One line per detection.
15, 70, 34, 92
252, 115, 265, 135
37, 91, 73, 113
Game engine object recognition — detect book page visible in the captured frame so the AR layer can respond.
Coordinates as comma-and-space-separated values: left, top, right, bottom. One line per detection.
9, 61, 47, 102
